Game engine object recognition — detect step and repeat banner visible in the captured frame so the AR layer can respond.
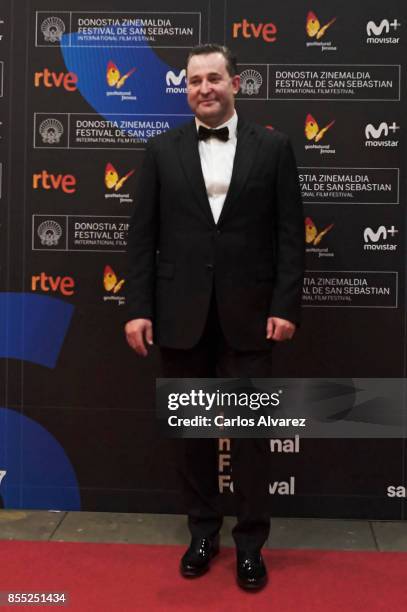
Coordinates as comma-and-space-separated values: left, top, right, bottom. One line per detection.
0, 0, 406, 518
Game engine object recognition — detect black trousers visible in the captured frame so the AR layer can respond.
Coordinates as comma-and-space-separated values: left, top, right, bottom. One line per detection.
160, 292, 272, 552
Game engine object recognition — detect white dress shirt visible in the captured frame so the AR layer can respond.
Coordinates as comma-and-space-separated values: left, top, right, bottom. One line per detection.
195, 111, 238, 224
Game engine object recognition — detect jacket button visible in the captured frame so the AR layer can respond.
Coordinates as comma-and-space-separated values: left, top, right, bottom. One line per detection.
206, 264, 214, 271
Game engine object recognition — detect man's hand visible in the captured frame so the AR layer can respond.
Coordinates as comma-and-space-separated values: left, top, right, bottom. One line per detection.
266, 317, 296, 341
125, 319, 153, 357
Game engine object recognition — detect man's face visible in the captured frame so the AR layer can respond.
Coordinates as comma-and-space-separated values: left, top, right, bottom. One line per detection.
186, 53, 240, 127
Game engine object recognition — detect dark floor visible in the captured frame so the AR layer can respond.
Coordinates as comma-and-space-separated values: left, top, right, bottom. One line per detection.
0, 511, 406, 551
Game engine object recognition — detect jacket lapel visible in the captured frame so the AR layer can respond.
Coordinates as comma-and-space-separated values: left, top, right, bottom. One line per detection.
217, 117, 259, 226
177, 120, 215, 226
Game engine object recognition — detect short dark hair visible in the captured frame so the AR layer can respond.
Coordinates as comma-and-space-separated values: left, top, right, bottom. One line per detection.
186, 44, 238, 77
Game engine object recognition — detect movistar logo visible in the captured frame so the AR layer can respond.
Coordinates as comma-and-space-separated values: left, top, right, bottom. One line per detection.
166, 69, 186, 86
366, 19, 401, 44
165, 69, 187, 94
366, 19, 400, 35
364, 225, 398, 243
365, 122, 399, 139
364, 226, 386, 242
367, 20, 389, 35
364, 122, 399, 147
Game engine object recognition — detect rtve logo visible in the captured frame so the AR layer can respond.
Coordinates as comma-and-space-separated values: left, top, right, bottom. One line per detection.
31, 273, 75, 296
34, 68, 78, 91
365, 122, 400, 139
232, 19, 277, 42
32, 170, 77, 194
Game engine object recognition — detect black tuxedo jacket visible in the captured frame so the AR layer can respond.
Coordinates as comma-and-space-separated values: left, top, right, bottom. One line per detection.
126, 117, 304, 350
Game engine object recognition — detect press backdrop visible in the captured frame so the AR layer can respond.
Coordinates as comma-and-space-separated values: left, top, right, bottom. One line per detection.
0, 0, 406, 518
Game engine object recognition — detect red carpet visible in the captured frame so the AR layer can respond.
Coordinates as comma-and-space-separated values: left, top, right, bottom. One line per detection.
1, 541, 407, 611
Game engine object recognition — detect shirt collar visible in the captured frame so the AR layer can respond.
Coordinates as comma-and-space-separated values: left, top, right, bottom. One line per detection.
195, 110, 238, 138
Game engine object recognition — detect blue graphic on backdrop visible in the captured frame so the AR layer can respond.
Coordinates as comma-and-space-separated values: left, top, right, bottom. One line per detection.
0, 293, 79, 509
0, 407, 80, 509
0, 293, 74, 368
61, 30, 192, 132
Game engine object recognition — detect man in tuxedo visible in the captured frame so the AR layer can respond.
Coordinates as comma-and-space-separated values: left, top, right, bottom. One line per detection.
125, 44, 304, 590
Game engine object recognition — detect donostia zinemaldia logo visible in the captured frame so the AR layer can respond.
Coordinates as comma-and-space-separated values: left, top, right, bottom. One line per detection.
41, 16, 65, 43
37, 220, 63, 246
39, 118, 64, 144
240, 69, 263, 96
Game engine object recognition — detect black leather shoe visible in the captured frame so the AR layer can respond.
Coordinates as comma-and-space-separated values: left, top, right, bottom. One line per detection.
236, 551, 268, 591
180, 535, 220, 578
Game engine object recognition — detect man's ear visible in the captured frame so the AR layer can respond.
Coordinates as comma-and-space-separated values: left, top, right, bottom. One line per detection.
232, 74, 241, 94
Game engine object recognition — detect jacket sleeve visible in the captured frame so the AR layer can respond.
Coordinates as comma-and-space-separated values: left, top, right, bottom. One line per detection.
124, 140, 159, 322
269, 135, 305, 325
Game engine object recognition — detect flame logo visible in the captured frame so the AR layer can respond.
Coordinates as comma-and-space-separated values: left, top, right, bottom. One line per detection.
306, 11, 336, 39
305, 217, 334, 245
106, 61, 136, 89
103, 266, 125, 293
104, 163, 135, 191
305, 114, 335, 142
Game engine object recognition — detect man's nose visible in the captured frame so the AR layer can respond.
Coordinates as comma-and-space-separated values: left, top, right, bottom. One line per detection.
199, 79, 211, 94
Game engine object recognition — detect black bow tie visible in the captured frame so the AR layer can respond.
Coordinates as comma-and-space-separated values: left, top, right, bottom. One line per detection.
198, 125, 229, 142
